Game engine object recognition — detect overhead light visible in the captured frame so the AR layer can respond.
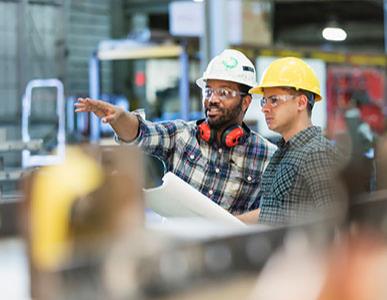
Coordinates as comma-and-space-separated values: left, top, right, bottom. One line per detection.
322, 26, 347, 41
193, 0, 204, 2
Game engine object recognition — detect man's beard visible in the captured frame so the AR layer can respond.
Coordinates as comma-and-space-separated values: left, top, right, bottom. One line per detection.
205, 101, 243, 129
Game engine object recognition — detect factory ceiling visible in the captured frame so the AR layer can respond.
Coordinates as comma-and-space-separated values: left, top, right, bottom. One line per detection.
273, 0, 385, 52
124, 0, 386, 53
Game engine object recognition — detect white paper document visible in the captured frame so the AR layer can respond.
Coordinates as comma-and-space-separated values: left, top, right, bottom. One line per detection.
144, 172, 245, 226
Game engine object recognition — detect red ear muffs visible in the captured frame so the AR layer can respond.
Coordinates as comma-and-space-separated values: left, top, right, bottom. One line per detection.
198, 121, 246, 147
221, 125, 245, 148
198, 121, 215, 144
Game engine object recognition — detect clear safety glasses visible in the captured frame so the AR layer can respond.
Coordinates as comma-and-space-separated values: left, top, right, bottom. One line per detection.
259, 94, 296, 108
203, 87, 246, 101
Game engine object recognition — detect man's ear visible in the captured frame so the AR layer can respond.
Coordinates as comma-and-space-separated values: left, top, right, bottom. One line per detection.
297, 94, 308, 112
242, 95, 252, 112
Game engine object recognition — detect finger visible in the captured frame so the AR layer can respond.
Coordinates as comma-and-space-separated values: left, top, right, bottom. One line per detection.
74, 103, 88, 112
77, 97, 87, 103
77, 97, 97, 106
79, 97, 100, 109
102, 114, 116, 123
78, 98, 101, 113
75, 106, 88, 112
74, 102, 85, 107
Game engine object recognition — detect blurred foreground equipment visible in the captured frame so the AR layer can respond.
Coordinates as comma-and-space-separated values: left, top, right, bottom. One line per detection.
0, 131, 43, 236
23, 145, 144, 299
22, 141, 379, 299
247, 190, 387, 300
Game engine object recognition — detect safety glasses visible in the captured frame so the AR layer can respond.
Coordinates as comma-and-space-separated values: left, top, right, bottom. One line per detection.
260, 94, 296, 107
203, 87, 246, 101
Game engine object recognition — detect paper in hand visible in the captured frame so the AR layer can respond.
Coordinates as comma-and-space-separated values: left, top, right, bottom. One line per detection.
144, 172, 245, 226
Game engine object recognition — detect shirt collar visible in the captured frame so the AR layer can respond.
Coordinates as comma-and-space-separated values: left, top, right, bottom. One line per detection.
277, 126, 322, 149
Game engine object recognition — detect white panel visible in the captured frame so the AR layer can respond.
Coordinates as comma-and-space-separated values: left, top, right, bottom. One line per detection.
169, 1, 204, 37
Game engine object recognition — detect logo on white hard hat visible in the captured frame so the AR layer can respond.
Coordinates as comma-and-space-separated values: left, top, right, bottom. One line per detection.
222, 56, 238, 69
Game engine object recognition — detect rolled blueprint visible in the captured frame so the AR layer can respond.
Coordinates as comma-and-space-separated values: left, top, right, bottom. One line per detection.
144, 172, 245, 226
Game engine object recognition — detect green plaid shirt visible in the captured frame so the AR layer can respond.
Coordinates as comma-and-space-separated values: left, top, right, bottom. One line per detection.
258, 126, 341, 225
119, 113, 276, 214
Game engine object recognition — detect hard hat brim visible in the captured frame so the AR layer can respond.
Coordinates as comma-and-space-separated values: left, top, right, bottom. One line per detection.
196, 78, 205, 89
249, 84, 322, 101
196, 76, 256, 89
248, 86, 263, 95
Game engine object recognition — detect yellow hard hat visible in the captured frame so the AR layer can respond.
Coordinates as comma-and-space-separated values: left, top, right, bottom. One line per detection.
249, 57, 322, 101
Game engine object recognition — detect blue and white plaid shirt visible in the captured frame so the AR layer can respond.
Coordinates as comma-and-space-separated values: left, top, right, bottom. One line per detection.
258, 126, 343, 225
118, 112, 276, 214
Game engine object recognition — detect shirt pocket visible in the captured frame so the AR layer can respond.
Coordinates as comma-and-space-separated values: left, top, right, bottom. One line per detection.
176, 148, 206, 182
227, 166, 260, 210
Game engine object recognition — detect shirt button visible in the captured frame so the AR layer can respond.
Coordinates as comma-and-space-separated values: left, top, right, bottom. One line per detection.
190, 154, 195, 159
247, 176, 252, 182
215, 168, 220, 173
209, 190, 213, 195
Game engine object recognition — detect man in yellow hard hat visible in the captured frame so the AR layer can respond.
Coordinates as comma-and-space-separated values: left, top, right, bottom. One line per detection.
75, 49, 276, 215
237, 57, 345, 225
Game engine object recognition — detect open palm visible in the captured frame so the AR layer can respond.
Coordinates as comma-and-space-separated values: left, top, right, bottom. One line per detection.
75, 97, 123, 123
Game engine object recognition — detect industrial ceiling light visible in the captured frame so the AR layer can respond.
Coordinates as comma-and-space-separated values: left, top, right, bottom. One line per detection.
322, 24, 347, 42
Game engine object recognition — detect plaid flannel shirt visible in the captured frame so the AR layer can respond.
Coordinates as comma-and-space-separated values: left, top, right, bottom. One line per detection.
119, 112, 276, 214
258, 126, 342, 225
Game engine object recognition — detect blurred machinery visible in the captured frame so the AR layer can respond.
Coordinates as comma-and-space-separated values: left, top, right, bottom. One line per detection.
23, 145, 144, 299
17, 140, 387, 300
22, 79, 66, 168
21, 141, 286, 300
0, 78, 64, 191
1, 78, 64, 236
0, 135, 41, 236
0, 135, 42, 194
87, 39, 202, 142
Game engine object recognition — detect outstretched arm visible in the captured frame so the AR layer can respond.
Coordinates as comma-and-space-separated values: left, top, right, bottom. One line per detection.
75, 97, 139, 142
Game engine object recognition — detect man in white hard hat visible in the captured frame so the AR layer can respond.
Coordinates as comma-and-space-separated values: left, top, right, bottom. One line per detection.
237, 57, 346, 225
76, 49, 276, 214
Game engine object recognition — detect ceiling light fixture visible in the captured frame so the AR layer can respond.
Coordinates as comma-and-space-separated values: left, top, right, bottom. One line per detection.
322, 26, 347, 41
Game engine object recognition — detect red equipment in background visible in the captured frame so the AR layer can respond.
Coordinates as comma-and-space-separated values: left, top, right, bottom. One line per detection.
326, 66, 385, 136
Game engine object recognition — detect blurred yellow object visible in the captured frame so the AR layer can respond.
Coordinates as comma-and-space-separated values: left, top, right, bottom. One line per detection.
30, 147, 103, 270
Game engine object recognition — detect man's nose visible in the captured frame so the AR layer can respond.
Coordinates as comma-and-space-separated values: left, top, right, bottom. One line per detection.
261, 101, 271, 113
208, 92, 221, 103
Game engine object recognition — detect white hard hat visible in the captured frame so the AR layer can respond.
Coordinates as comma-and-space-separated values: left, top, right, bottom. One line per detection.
196, 49, 257, 89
